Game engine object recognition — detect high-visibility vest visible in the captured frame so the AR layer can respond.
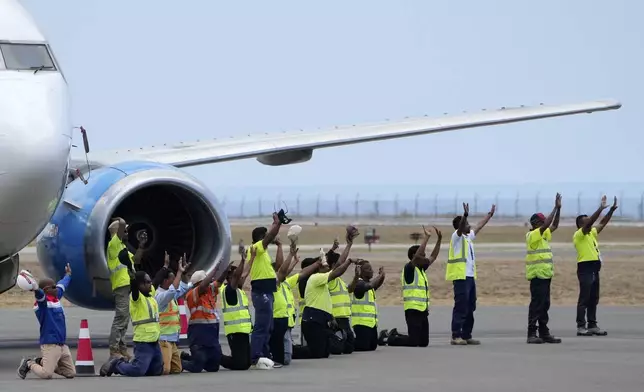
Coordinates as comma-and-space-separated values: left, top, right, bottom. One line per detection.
282, 280, 296, 328
401, 266, 429, 312
158, 297, 181, 337
328, 278, 351, 318
525, 229, 554, 280
220, 284, 252, 335
446, 233, 475, 281
130, 287, 160, 343
186, 285, 219, 325
107, 234, 134, 290
273, 282, 290, 319
351, 287, 377, 328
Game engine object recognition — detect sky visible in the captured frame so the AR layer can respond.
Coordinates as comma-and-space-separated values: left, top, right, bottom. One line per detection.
20, 0, 644, 207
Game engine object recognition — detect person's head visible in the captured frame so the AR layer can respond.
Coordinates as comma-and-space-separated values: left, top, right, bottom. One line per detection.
326, 251, 340, 269
252, 227, 268, 243
407, 245, 424, 261
529, 213, 546, 229
576, 214, 588, 229
452, 215, 470, 232
190, 270, 207, 286
226, 266, 237, 285
159, 268, 175, 290
135, 271, 152, 296
38, 278, 57, 297
358, 260, 373, 281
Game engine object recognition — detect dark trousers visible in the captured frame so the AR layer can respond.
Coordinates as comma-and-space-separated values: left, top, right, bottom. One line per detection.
528, 278, 551, 336
250, 291, 274, 364
292, 321, 331, 359
577, 264, 601, 328
354, 325, 378, 351
220, 333, 251, 371
269, 317, 289, 365
115, 342, 163, 377
451, 277, 477, 340
387, 309, 429, 347
329, 317, 355, 355
181, 344, 221, 373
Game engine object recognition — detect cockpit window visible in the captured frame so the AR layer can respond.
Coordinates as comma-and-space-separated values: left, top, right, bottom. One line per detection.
0, 43, 57, 71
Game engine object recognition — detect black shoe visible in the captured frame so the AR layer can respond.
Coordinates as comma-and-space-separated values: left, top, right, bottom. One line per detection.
180, 351, 191, 361
17, 358, 31, 379
577, 327, 593, 336
541, 335, 562, 344
378, 329, 389, 346
388, 328, 398, 337
99, 358, 120, 377
527, 336, 544, 344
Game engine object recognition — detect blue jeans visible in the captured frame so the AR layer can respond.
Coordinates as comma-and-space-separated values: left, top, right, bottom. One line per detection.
283, 328, 293, 365
250, 290, 274, 364
451, 277, 477, 340
115, 342, 163, 377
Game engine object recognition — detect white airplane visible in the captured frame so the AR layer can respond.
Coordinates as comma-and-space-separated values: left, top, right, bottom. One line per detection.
0, 0, 621, 309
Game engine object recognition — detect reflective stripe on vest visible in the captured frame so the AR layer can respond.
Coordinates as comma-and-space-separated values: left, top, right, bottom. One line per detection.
187, 285, 219, 325
401, 266, 429, 312
282, 281, 296, 328
446, 234, 475, 281
221, 285, 252, 335
329, 278, 351, 318
525, 231, 554, 280
351, 288, 377, 328
297, 297, 306, 326
159, 299, 180, 336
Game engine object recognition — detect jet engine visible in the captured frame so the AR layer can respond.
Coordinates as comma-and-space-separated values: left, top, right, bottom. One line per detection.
36, 161, 231, 310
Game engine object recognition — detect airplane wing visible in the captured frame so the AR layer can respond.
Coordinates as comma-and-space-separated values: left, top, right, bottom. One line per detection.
84, 99, 621, 168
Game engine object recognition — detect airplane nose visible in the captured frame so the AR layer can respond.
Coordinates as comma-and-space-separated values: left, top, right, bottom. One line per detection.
0, 73, 71, 256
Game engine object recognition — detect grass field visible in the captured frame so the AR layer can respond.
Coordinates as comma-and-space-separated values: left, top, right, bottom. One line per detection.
4, 223, 643, 308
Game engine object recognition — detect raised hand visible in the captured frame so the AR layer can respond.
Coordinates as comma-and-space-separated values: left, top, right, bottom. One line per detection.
600, 195, 608, 209
331, 237, 340, 251
164, 251, 170, 269
555, 193, 562, 209
463, 203, 470, 216
65, 263, 72, 276
422, 225, 431, 238
289, 244, 299, 255
272, 212, 280, 225
274, 235, 282, 246
378, 266, 384, 275
346, 225, 360, 243
612, 196, 618, 210
432, 225, 442, 239
489, 204, 496, 216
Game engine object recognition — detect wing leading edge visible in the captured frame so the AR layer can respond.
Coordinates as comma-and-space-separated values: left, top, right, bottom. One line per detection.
86, 99, 621, 168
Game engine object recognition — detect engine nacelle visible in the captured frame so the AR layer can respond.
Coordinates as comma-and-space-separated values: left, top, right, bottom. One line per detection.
36, 161, 231, 310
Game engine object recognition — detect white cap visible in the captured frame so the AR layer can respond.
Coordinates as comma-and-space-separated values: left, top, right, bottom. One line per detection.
190, 270, 207, 285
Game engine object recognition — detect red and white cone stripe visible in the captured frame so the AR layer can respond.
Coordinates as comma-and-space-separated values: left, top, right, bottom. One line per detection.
75, 319, 95, 376
178, 298, 188, 346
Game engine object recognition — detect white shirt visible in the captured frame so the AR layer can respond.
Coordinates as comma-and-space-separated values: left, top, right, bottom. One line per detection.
451, 230, 477, 277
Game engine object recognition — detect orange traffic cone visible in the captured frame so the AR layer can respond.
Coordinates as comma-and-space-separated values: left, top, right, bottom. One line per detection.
178, 298, 188, 347
75, 319, 95, 376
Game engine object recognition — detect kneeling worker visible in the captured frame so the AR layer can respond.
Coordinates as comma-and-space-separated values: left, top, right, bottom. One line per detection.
525, 194, 562, 344
326, 237, 355, 355
181, 261, 225, 373
100, 271, 164, 377
348, 260, 385, 351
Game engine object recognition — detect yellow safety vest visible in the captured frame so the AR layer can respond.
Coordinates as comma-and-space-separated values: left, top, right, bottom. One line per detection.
525, 229, 554, 280
158, 297, 180, 337
274, 282, 289, 319
401, 266, 429, 311
351, 287, 377, 328
446, 234, 475, 281
283, 280, 296, 328
107, 234, 134, 290
130, 287, 160, 343
328, 278, 351, 318
220, 284, 252, 335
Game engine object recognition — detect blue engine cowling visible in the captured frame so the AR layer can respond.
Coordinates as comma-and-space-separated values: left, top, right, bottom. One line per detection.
36, 160, 231, 310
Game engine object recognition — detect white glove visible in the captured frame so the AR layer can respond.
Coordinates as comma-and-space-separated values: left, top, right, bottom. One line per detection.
287, 225, 302, 245
319, 248, 328, 267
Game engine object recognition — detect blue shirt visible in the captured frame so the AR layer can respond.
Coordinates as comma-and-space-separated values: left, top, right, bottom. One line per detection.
155, 281, 191, 342
34, 275, 71, 345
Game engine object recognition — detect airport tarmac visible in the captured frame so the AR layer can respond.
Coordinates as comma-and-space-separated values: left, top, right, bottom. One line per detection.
1, 306, 643, 390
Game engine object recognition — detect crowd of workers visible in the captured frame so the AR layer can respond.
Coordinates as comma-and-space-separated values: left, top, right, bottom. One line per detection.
16, 193, 618, 379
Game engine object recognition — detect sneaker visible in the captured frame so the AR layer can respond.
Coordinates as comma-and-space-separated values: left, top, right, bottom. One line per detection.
17, 358, 31, 379
577, 327, 593, 336
252, 358, 273, 370
99, 358, 120, 377
465, 338, 481, 345
180, 351, 191, 361
450, 338, 467, 346
378, 329, 389, 346
272, 362, 283, 369
527, 336, 544, 344
541, 335, 562, 344
388, 328, 398, 337
588, 326, 608, 336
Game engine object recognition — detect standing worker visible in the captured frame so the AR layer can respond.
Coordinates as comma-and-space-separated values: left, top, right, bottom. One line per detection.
348, 260, 385, 351
248, 213, 283, 369
447, 203, 495, 346
525, 193, 562, 344
100, 271, 164, 377
384, 225, 441, 347
107, 218, 146, 360
152, 253, 191, 374
573, 195, 616, 336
